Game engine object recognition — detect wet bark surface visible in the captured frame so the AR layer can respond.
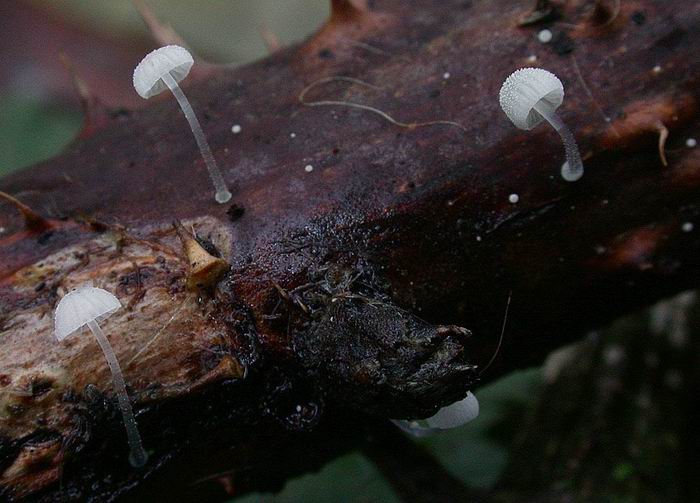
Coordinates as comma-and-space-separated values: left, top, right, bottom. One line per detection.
1, 0, 699, 500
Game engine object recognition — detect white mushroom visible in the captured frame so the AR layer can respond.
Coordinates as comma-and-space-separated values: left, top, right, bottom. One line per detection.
391, 392, 480, 437
425, 392, 480, 429
54, 285, 148, 468
499, 68, 584, 182
133, 45, 232, 204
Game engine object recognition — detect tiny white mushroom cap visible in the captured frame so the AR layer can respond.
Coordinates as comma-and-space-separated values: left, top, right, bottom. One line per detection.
133, 45, 194, 99
54, 286, 121, 341
499, 68, 564, 130
425, 392, 480, 429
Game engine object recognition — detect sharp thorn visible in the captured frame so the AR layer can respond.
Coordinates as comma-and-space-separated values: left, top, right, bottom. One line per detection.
657, 122, 669, 168
59, 52, 111, 138
518, 0, 556, 26
260, 25, 283, 53
133, 0, 189, 48
133, 0, 222, 77
589, 0, 621, 26
0, 191, 53, 233
173, 221, 229, 290
330, 0, 368, 23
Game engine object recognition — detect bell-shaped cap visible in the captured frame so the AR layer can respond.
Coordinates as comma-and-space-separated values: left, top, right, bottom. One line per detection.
425, 391, 480, 429
54, 286, 121, 340
499, 68, 564, 130
133, 45, 194, 99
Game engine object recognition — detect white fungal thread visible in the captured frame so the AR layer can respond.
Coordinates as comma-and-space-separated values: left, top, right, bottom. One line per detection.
499, 68, 584, 182
480, 291, 512, 377
127, 297, 188, 365
299, 76, 467, 132
133, 45, 232, 204
571, 54, 615, 133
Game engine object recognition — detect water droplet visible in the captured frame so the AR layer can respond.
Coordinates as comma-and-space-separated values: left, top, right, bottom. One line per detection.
538, 29, 553, 43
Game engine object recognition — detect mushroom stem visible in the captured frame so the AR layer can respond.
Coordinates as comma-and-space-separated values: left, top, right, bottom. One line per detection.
533, 102, 584, 182
160, 72, 232, 204
87, 320, 148, 468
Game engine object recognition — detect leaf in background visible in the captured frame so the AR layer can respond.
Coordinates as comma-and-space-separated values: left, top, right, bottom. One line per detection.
233, 452, 400, 503
419, 368, 543, 488
0, 1, 152, 109
233, 369, 544, 502
0, 95, 81, 175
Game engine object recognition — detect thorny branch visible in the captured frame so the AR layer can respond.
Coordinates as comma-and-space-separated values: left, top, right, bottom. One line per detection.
1, 0, 699, 500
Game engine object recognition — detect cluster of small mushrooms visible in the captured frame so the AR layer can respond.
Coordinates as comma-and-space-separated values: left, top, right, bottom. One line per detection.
50, 43, 583, 465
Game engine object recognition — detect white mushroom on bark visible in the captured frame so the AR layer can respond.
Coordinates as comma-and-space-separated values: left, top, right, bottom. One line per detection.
133, 45, 232, 203
54, 285, 148, 468
392, 392, 480, 437
499, 68, 584, 182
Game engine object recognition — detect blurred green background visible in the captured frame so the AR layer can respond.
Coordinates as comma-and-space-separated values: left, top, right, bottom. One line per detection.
0, 2, 544, 501
1, 0, 332, 174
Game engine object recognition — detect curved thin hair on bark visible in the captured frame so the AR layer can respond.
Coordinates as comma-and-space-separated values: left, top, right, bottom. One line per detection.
480, 290, 512, 376
571, 54, 620, 138
127, 297, 188, 366
339, 36, 392, 57
299, 76, 467, 133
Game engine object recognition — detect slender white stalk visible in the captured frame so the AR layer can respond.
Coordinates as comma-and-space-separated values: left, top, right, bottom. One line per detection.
161, 72, 232, 204
88, 320, 148, 468
534, 102, 584, 182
